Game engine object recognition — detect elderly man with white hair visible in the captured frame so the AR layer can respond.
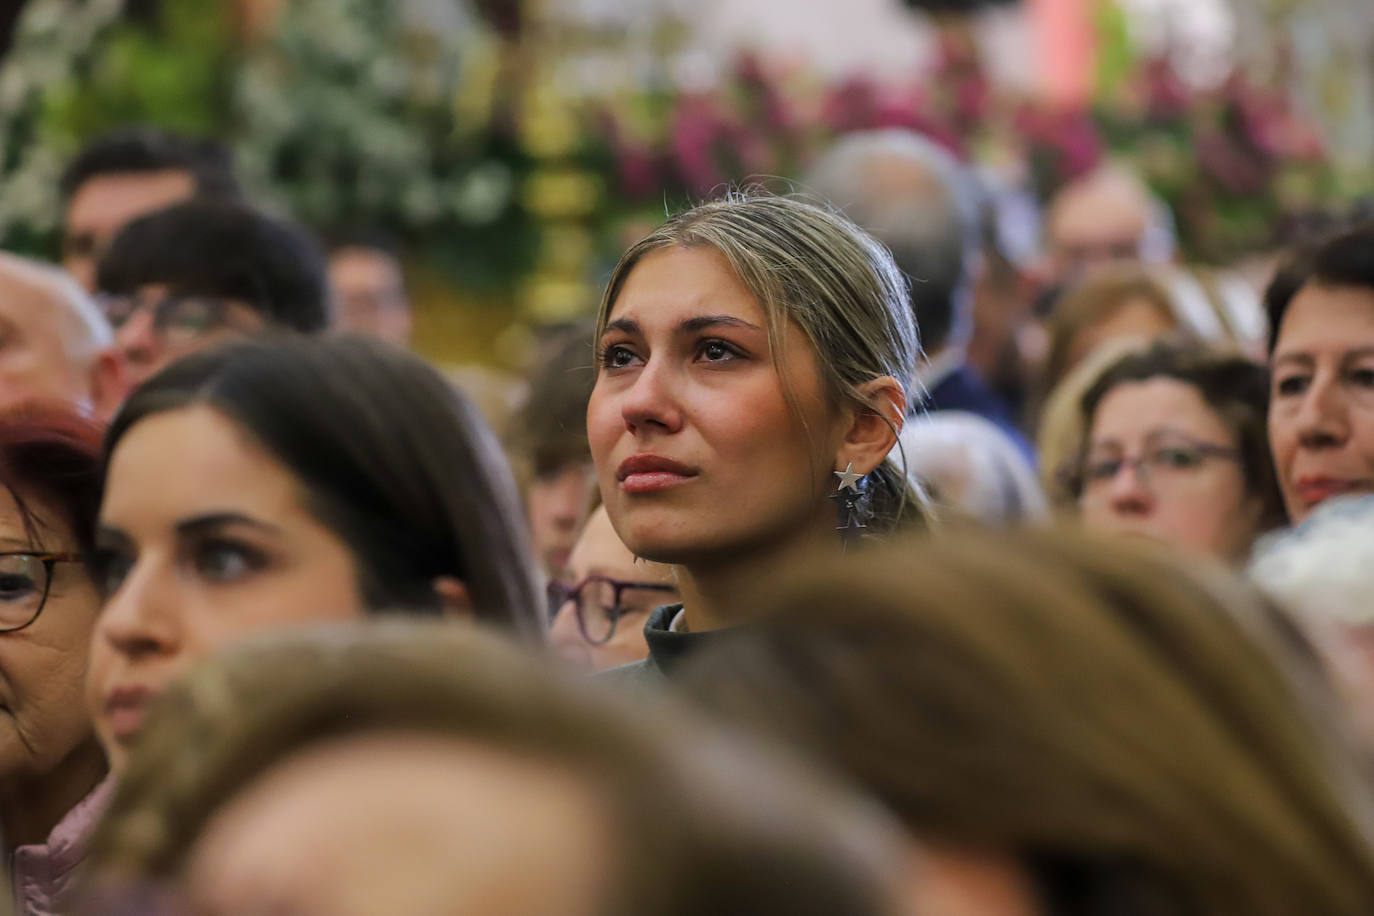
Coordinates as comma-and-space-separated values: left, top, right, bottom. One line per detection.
0, 252, 125, 418
805, 129, 1032, 459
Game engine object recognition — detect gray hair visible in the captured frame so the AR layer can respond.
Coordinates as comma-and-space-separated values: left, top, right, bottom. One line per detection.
1249, 495, 1374, 629
896, 411, 1046, 526
0, 251, 113, 360
803, 129, 980, 353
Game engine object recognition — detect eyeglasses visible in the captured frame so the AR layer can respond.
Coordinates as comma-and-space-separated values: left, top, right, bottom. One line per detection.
98, 292, 263, 343
0, 552, 83, 633
1075, 437, 1241, 498
547, 575, 678, 646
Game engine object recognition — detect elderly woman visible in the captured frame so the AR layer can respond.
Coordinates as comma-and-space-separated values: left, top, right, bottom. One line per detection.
0, 407, 108, 916
1265, 221, 1374, 524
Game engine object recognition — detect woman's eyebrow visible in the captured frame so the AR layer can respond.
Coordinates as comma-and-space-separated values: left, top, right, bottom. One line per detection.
601, 318, 640, 338
679, 315, 763, 334
174, 512, 283, 538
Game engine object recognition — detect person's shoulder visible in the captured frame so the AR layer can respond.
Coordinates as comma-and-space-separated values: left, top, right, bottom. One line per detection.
596, 656, 665, 689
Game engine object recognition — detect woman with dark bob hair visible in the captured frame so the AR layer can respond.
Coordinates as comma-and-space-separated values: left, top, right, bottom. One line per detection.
681, 527, 1374, 915
1065, 339, 1285, 563
86, 336, 542, 770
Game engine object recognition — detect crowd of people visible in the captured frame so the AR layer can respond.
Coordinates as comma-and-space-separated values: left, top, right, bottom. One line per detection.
0, 118, 1369, 915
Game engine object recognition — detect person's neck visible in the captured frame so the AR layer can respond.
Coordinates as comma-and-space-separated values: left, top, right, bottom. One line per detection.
0, 736, 106, 854
676, 519, 836, 633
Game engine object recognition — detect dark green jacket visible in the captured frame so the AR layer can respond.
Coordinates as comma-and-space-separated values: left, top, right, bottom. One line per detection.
599, 603, 721, 689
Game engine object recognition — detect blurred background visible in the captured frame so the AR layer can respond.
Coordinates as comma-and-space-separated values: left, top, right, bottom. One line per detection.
0, 0, 1370, 372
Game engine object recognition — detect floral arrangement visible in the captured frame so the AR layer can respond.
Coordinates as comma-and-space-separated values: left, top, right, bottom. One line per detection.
0, 0, 1357, 299
0, 0, 544, 291
592, 29, 1350, 264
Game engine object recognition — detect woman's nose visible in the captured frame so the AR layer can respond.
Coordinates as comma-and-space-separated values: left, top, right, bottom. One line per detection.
619, 360, 683, 435
96, 560, 182, 660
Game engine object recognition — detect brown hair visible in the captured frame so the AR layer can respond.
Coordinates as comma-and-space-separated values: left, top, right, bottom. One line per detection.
1036, 337, 1149, 509
1070, 339, 1287, 530
507, 323, 598, 483
1044, 265, 1182, 395
680, 527, 1374, 915
86, 622, 903, 916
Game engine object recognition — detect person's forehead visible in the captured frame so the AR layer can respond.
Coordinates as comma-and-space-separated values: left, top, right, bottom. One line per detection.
65, 169, 196, 229
1049, 179, 1150, 245
611, 247, 764, 324
1279, 284, 1374, 346
1091, 377, 1225, 439
0, 262, 67, 336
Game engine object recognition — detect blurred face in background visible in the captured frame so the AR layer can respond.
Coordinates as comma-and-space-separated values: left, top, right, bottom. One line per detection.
1064, 297, 1177, 377
1078, 377, 1262, 562
587, 246, 847, 566
1269, 284, 1374, 523
526, 462, 596, 579
328, 246, 412, 347
1044, 168, 1154, 286
184, 732, 609, 916
62, 171, 196, 293
549, 506, 677, 671
0, 485, 103, 797
88, 405, 365, 770
104, 285, 268, 391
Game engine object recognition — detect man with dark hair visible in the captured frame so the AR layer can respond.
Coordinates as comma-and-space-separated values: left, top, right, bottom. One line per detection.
326, 229, 413, 346
60, 126, 240, 291
95, 199, 329, 388
805, 129, 1032, 457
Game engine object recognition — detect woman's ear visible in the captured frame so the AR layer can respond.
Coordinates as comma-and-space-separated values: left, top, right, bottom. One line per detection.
834, 376, 907, 476
433, 577, 473, 619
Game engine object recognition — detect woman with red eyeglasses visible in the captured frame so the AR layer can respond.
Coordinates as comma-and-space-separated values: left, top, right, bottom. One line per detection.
548, 506, 678, 671
0, 405, 109, 916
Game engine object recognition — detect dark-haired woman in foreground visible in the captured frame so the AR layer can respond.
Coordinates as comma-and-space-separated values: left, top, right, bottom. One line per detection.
86, 336, 543, 770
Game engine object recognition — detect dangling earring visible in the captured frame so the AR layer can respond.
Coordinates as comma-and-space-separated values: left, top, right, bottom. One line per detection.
832, 462, 867, 544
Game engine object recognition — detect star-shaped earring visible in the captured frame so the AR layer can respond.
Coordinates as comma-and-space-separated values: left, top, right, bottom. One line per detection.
834, 462, 863, 493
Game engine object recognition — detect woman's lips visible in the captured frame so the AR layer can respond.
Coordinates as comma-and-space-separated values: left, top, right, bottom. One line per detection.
1294, 477, 1374, 508
616, 455, 698, 494
102, 685, 156, 742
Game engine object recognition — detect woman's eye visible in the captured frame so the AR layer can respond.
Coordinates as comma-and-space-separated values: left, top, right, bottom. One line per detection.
90, 551, 134, 599
1156, 448, 1200, 468
599, 344, 639, 370
697, 339, 740, 363
193, 541, 264, 584
0, 573, 37, 601
1348, 367, 1374, 388
1275, 374, 1308, 397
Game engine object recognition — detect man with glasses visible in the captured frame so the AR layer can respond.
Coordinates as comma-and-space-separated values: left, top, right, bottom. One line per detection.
94, 199, 330, 391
